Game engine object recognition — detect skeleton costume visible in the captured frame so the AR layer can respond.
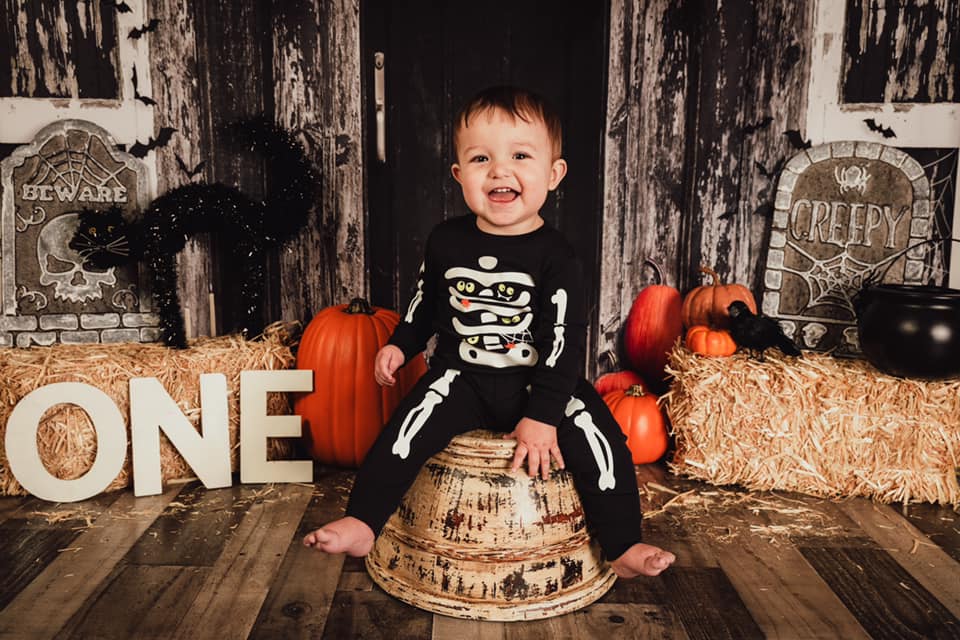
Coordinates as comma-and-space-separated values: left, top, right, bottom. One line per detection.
347, 215, 643, 560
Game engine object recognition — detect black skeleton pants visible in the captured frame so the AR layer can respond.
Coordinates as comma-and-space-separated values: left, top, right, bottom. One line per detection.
345, 366, 644, 560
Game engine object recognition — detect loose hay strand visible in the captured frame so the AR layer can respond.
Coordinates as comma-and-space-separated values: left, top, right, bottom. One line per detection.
0, 322, 300, 496
663, 345, 960, 507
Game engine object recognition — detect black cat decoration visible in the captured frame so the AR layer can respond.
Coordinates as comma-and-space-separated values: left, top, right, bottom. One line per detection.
70, 117, 319, 348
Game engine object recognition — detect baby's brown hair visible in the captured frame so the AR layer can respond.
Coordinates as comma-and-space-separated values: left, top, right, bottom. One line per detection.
454, 86, 563, 158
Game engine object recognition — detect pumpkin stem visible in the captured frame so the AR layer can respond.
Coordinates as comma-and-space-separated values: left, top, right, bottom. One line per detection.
626, 384, 646, 397
344, 297, 376, 315
699, 265, 723, 285
642, 258, 665, 285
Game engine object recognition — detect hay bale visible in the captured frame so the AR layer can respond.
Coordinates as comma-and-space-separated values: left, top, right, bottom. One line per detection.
663, 345, 960, 506
0, 323, 300, 496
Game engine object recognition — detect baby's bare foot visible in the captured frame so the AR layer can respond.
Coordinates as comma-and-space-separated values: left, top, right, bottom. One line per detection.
303, 516, 375, 557
610, 543, 676, 578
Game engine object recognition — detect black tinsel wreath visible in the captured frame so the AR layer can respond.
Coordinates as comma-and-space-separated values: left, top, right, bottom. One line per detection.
70, 116, 320, 348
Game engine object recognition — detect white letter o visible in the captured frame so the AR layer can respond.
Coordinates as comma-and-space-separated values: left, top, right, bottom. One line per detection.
5, 382, 127, 502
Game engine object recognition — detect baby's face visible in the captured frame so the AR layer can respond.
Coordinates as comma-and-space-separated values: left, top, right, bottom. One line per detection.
451, 108, 566, 236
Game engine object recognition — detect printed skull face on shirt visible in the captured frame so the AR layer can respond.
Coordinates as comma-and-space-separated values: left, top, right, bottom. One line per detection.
446, 255, 539, 367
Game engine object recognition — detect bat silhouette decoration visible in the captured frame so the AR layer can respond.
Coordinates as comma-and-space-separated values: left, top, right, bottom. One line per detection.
175, 155, 206, 179
743, 116, 774, 136
129, 18, 160, 39
131, 66, 156, 107
864, 118, 896, 138
783, 130, 812, 150
129, 127, 177, 158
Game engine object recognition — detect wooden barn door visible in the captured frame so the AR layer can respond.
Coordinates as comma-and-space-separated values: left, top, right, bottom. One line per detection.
362, 0, 609, 367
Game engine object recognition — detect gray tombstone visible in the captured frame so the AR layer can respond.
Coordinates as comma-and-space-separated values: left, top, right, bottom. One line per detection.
761, 141, 933, 356
1, 120, 160, 347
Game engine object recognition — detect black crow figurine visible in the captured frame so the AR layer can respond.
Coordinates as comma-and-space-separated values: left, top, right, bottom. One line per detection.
727, 301, 802, 360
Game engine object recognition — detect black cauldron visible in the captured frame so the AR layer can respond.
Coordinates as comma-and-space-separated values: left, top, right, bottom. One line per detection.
855, 284, 960, 380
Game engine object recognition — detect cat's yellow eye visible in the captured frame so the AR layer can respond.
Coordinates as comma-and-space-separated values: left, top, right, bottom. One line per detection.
88, 227, 97, 237
107, 225, 115, 233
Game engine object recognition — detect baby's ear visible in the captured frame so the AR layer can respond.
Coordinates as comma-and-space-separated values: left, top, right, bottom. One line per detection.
451, 163, 462, 184
548, 158, 567, 190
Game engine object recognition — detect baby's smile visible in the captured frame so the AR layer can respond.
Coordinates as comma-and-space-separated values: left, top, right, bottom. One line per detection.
488, 187, 519, 203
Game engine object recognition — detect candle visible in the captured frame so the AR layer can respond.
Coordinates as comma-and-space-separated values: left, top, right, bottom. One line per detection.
183, 306, 192, 340
208, 290, 216, 337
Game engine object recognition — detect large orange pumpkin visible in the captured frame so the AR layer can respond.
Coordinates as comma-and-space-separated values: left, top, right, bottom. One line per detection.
593, 370, 647, 396
602, 385, 668, 464
294, 298, 427, 467
681, 265, 757, 329
685, 325, 737, 356
623, 265, 683, 391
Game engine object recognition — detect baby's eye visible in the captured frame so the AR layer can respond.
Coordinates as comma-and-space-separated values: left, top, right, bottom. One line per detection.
470, 155, 488, 163
513, 152, 528, 160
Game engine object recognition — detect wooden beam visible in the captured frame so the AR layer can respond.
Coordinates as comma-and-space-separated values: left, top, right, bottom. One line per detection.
273, 0, 365, 322
599, 0, 691, 367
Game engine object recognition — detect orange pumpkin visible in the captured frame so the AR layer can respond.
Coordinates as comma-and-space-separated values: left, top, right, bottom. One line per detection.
685, 325, 737, 356
623, 262, 683, 391
294, 298, 427, 467
593, 370, 646, 396
602, 385, 668, 464
681, 265, 757, 329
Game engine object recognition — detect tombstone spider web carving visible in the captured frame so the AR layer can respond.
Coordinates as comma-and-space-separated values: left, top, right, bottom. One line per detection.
782, 242, 906, 316
22, 132, 130, 206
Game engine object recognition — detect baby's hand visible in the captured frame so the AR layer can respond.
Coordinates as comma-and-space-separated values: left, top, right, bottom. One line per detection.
374, 345, 405, 386
505, 417, 564, 480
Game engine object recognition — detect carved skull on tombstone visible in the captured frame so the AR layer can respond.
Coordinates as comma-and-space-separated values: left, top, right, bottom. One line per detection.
37, 213, 117, 303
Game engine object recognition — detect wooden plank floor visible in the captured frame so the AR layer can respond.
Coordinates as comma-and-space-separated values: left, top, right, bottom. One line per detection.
0, 465, 957, 639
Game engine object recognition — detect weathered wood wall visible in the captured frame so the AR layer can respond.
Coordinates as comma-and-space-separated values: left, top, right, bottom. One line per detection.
271, 0, 365, 322
599, 0, 817, 366
146, 0, 364, 335
1, 0, 955, 368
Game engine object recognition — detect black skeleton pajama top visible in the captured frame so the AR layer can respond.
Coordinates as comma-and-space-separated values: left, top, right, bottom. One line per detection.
388, 214, 586, 428
348, 214, 643, 560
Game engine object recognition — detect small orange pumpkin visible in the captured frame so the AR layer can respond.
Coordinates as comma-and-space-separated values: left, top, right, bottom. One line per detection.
681, 265, 757, 329
602, 385, 668, 464
294, 298, 427, 467
685, 325, 737, 356
593, 370, 646, 396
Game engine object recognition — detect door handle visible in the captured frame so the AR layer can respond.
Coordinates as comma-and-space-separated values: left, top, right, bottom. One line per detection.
375, 52, 386, 162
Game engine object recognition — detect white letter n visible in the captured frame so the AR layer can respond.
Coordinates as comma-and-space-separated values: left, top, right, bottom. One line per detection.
130, 375, 231, 496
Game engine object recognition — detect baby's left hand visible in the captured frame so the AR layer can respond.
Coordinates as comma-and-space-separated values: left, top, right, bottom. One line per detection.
504, 418, 565, 480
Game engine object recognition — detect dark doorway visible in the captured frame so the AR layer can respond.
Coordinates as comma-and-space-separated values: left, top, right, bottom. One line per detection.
362, 0, 610, 366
